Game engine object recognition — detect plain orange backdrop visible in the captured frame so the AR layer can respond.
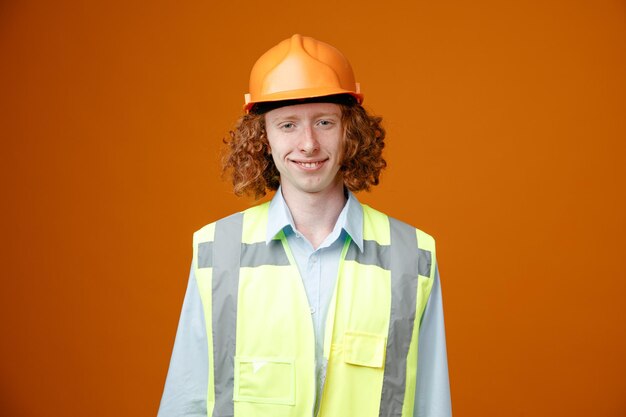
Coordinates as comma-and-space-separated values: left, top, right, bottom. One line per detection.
1, 1, 625, 416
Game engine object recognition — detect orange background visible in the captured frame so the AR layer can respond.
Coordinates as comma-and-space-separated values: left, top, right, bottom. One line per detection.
1, 1, 625, 416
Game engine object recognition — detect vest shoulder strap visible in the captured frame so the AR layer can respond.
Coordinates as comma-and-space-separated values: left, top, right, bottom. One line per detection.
193, 202, 271, 245
361, 203, 437, 280
241, 202, 270, 244
192, 203, 272, 268
361, 203, 391, 245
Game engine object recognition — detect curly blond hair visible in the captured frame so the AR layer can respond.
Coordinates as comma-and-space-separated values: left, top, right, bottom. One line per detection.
222, 99, 386, 198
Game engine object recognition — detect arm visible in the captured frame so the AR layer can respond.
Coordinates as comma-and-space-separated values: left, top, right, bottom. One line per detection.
157, 263, 209, 417
413, 264, 452, 417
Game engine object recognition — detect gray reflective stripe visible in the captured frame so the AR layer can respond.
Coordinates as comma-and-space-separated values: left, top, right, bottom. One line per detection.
379, 218, 419, 417
198, 242, 213, 268
211, 212, 243, 417
201, 240, 292, 269
345, 239, 391, 270
418, 248, 432, 277
241, 240, 290, 267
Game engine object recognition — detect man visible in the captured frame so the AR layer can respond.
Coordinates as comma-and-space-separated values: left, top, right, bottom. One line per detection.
158, 34, 451, 417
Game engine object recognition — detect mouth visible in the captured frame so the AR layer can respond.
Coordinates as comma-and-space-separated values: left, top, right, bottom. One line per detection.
291, 159, 328, 170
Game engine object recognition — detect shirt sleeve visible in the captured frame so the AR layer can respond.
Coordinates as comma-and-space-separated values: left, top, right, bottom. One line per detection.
157, 263, 209, 417
413, 264, 452, 417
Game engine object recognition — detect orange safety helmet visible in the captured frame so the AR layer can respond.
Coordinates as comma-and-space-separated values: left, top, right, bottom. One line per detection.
244, 34, 363, 113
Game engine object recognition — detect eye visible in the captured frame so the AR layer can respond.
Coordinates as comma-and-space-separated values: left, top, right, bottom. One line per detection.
279, 122, 295, 130
317, 119, 334, 127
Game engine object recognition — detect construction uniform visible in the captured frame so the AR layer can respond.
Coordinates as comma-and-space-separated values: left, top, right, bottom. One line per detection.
158, 189, 452, 417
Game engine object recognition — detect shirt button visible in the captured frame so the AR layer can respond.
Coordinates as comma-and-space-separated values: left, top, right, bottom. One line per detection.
310, 307, 316, 314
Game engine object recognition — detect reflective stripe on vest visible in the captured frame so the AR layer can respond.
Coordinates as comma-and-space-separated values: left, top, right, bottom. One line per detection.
193, 203, 436, 417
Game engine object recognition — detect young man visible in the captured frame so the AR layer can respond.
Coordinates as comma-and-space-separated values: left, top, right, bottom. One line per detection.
158, 34, 452, 417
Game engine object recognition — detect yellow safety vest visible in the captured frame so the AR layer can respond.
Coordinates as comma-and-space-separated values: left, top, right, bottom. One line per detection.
193, 202, 436, 417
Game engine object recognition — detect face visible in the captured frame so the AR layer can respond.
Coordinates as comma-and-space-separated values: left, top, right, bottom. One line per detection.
265, 102, 344, 198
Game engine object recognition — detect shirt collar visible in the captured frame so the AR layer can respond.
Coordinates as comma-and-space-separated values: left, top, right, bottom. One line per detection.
266, 186, 364, 252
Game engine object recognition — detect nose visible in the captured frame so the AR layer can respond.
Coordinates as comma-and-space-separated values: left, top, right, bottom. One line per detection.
299, 125, 319, 154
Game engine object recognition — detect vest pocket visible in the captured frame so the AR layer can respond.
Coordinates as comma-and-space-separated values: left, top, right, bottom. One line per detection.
343, 332, 386, 368
233, 356, 295, 405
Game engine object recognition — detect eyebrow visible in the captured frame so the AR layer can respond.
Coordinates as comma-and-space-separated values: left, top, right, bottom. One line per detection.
268, 112, 341, 123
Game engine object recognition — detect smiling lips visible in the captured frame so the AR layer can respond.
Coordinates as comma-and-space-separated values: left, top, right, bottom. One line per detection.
291, 159, 327, 170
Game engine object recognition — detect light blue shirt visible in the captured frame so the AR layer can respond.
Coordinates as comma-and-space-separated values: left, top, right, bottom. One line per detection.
158, 190, 452, 417
266, 188, 363, 412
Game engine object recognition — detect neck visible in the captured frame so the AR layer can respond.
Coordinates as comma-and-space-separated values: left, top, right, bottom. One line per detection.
281, 183, 347, 249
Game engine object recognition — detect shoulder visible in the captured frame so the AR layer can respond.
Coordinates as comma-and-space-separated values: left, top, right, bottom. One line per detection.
193, 202, 270, 245
361, 204, 436, 252
361, 204, 435, 240
362, 204, 438, 279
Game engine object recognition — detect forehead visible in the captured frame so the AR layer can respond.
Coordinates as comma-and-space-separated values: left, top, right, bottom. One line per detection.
264, 102, 342, 121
